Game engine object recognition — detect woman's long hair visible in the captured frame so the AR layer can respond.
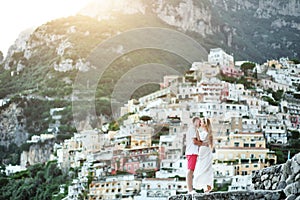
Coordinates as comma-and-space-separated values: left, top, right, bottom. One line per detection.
204, 118, 213, 148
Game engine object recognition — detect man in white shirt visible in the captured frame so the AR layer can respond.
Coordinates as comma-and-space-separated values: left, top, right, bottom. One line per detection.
185, 117, 204, 194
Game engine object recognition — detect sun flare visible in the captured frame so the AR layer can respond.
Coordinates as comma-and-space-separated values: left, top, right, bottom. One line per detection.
0, 0, 89, 55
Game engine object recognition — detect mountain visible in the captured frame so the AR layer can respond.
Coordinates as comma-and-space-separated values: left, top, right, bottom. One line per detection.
79, 0, 300, 61
1, 0, 299, 97
0, 0, 299, 153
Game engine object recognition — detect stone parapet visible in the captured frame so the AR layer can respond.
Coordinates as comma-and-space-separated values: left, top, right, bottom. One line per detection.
168, 190, 285, 200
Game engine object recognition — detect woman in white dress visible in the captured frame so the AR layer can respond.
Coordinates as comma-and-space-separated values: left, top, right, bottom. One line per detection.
193, 118, 214, 193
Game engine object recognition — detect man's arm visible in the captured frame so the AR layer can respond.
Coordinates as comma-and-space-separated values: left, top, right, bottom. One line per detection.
193, 138, 203, 146
193, 138, 209, 146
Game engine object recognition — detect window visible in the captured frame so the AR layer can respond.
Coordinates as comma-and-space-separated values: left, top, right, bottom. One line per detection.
234, 142, 239, 147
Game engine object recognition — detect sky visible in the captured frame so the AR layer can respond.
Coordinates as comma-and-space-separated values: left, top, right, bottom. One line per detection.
0, 0, 91, 56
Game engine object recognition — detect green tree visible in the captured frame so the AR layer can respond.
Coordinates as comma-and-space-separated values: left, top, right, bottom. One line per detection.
254, 68, 258, 79
109, 120, 120, 131
0, 51, 3, 62
241, 62, 255, 76
272, 90, 284, 101
289, 130, 300, 140
290, 58, 300, 64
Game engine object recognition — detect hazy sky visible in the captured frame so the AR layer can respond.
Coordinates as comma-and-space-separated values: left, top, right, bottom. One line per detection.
0, 0, 90, 56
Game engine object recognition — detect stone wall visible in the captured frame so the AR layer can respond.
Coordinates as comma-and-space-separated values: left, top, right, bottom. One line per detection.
169, 153, 300, 200
252, 153, 300, 200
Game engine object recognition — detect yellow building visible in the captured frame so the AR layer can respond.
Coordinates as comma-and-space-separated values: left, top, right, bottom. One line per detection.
215, 132, 277, 175
131, 125, 153, 148
89, 175, 141, 200
265, 59, 283, 69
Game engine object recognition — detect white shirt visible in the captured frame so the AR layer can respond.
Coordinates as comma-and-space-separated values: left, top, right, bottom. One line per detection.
185, 125, 199, 155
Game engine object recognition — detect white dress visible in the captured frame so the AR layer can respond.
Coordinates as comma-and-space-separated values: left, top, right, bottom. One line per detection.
193, 129, 214, 191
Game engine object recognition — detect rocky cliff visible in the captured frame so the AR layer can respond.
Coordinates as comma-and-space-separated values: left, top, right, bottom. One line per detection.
0, 102, 28, 147
80, 0, 300, 60
20, 139, 55, 167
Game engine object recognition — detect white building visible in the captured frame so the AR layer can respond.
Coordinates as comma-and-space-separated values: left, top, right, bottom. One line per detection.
266, 69, 292, 86
189, 102, 249, 120
4, 164, 26, 176
262, 121, 287, 144
120, 99, 140, 117
159, 125, 186, 171
213, 164, 235, 186
259, 79, 290, 92
190, 62, 220, 78
0, 98, 10, 107
65, 179, 86, 200
242, 118, 260, 133
134, 178, 187, 200
27, 134, 55, 143
228, 175, 252, 191
208, 48, 234, 67
227, 84, 245, 102
156, 158, 187, 178
57, 130, 110, 169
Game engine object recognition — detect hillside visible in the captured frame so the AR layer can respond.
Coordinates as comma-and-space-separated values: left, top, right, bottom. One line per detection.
0, 0, 299, 159
1, 0, 300, 98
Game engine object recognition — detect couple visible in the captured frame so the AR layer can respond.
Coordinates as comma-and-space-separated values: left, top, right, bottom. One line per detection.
186, 117, 214, 194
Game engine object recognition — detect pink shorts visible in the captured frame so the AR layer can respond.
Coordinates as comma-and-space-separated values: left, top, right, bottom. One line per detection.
187, 155, 198, 170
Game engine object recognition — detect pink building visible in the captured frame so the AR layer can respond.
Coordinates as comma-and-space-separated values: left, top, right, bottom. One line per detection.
221, 66, 244, 78
111, 147, 159, 174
